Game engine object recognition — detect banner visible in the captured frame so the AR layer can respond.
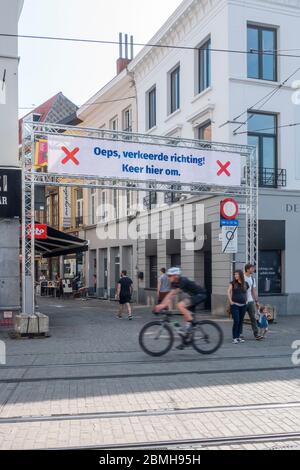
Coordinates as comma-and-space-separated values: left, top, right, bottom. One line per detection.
47, 135, 242, 186
34, 139, 48, 168
62, 187, 71, 228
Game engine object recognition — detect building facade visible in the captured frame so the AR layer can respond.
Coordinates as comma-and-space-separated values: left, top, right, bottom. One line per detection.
19, 92, 79, 281
76, 0, 300, 315
127, 0, 300, 314
76, 62, 139, 298
0, 0, 24, 317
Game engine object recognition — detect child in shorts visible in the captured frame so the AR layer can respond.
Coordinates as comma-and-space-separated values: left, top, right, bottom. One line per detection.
257, 305, 269, 338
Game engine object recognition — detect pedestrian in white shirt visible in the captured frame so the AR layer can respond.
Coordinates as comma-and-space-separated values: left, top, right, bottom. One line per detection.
243, 263, 263, 340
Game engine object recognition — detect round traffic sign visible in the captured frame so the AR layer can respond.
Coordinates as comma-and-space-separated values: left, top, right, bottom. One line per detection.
220, 198, 239, 220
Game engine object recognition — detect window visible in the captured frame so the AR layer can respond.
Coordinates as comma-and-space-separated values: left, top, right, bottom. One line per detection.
123, 107, 132, 132
198, 38, 211, 93
90, 188, 96, 225
170, 66, 180, 114
147, 87, 156, 130
51, 193, 58, 227
46, 196, 50, 225
126, 183, 136, 215
248, 112, 277, 187
113, 188, 119, 219
197, 120, 212, 141
258, 250, 282, 294
110, 116, 118, 131
149, 256, 158, 289
100, 191, 107, 221
247, 25, 277, 81
109, 116, 118, 139
164, 184, 182, 205
171, 253, 181, 268
76, 189, 83, 226
143, 183, 157, 210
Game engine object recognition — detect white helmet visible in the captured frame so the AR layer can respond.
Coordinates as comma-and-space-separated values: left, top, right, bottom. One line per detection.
167, 267, 181, 276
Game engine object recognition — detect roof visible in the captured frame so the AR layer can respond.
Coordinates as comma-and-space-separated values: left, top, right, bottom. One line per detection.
19, 92, 78, 143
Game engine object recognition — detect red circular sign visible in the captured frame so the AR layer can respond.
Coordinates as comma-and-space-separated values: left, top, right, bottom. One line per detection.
220, 198, 239, 220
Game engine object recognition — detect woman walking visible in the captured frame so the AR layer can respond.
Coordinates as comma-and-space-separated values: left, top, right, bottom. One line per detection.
227, 270, 249, 344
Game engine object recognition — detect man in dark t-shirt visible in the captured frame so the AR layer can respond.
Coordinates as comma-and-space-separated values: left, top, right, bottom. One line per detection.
116, 270, 133, 320
155, 267, 206, 334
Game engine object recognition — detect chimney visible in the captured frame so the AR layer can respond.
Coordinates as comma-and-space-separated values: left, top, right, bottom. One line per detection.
117, 32, 134, 74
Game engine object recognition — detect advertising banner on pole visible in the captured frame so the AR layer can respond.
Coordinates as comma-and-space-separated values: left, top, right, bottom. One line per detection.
34, 139, 48, 169
62, 187, 72, 228
47, 135, 242, 186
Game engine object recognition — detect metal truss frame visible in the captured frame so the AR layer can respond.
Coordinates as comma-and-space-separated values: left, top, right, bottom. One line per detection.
22, 122, 258, 314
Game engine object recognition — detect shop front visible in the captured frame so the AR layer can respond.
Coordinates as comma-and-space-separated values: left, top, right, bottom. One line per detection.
258, 190, 300, 315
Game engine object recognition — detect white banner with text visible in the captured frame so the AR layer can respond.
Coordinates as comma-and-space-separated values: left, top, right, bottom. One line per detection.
47, 135, 242, 186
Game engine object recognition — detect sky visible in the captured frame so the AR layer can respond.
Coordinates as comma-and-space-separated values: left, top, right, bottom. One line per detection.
18, 0, 183, 116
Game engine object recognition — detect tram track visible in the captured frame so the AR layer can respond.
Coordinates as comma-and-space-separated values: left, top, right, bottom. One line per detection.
44, 432, 300, 450
0, 352, 292, 370
0, 364, 297, 384
0, 400, 299, 425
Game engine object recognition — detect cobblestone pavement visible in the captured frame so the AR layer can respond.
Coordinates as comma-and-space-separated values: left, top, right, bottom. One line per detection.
0, 297, 299, 450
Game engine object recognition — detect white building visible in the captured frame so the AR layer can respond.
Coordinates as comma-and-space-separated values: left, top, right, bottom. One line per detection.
80, 0, 300, 314
77, 52, 139, 299
122, 0, 300, 314
0, 0, 24, 316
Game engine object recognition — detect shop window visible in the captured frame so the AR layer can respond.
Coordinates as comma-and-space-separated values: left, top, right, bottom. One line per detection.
258, 250, 282, 294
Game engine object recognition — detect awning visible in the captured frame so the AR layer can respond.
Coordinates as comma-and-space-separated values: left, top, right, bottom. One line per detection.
34, 225, 88, 258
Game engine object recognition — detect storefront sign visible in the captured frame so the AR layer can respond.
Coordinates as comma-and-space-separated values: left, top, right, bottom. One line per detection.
62, 187, 72, 228
27, 224, 47, 239
285, 203, 300, 213
0, 168, 21, 218
47, 135, 242, 186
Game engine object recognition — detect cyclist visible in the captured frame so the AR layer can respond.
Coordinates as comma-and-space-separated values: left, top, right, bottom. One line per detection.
154, 267, 206, 340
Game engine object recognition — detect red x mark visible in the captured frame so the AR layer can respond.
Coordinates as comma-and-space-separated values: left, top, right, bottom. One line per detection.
61, 146, 80, 166
217, 160, 231, 177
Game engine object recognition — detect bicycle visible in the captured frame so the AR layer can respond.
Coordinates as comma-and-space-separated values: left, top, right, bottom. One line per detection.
139, 309, 223, 357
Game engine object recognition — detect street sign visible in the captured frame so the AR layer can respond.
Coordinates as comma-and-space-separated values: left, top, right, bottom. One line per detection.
220, 197, 239, 227
220, 198, 239, 219
222, 226, 238, 253
220, 218, 239, 227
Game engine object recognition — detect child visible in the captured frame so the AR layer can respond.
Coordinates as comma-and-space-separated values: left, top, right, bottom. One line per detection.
257, 305, 269, 338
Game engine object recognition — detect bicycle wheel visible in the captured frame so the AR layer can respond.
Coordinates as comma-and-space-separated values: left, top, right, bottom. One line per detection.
191, 320, 223, 354
139, 321, 174, 357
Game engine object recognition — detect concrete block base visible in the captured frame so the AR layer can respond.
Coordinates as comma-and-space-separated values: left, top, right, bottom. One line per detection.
15, 313, 49, 334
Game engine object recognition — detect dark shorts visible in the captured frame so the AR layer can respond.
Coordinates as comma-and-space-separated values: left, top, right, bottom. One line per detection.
119, 296, 131, 305
182, 293, 206, 312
